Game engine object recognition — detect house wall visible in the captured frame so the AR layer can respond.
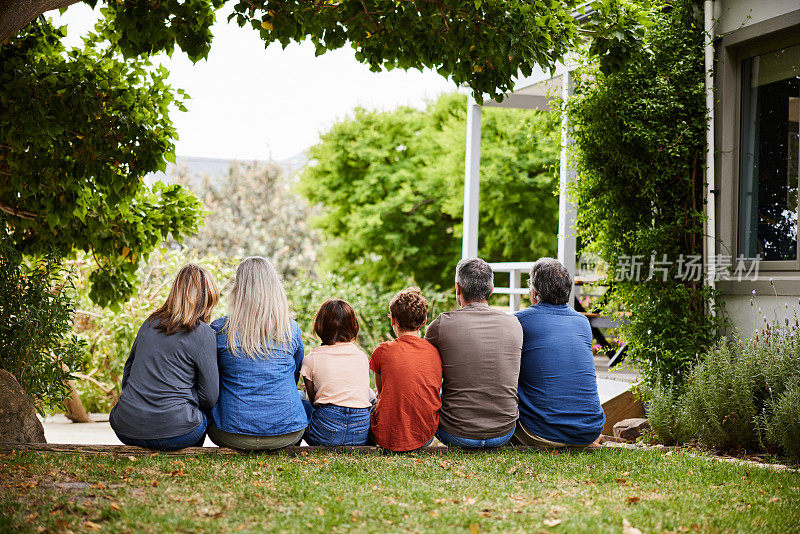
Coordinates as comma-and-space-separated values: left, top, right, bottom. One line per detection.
715, 1, 800, 337
716, 0, 800, 35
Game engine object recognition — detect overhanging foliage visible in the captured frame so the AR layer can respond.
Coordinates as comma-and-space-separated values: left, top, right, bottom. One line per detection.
567, 0, 726, 385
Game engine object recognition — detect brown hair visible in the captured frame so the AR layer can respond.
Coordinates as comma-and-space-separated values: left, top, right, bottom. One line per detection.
150, 263, 220, 335
313, 299, 359, 346
389, 287, 429, 332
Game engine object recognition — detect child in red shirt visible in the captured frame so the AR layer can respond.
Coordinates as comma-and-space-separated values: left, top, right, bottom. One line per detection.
369, 287, 442, 451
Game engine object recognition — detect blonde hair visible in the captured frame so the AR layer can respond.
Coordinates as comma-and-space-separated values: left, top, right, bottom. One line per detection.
150, 264, 219, 335
224, 256, 292, 357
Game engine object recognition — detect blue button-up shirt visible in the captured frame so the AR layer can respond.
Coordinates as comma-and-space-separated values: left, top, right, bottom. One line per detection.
514, 303, 605, 444
210, 317, 308, 436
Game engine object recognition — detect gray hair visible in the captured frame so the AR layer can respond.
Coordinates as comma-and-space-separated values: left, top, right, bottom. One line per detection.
455, 258, 494, 303
225, 256, 292, 358
530, 257, 572, 305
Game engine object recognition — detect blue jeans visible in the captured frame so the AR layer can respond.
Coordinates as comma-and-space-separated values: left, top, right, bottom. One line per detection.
302, 400, 370, 446
116, 413, 207, 451
435, 426, 515, 448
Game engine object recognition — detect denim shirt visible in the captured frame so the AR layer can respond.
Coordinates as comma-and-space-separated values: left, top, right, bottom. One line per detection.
514, 303, 605, 444
210, 317, 307, 436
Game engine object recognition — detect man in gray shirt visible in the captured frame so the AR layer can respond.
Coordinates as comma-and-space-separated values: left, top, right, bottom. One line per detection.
425, 258, 522, 447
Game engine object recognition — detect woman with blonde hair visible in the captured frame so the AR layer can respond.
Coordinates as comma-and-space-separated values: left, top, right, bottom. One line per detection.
110, 263, 220, 450
208, 256, 307, 450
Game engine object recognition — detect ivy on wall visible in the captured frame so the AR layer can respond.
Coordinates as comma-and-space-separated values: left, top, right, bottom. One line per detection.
567, 0, 726, 386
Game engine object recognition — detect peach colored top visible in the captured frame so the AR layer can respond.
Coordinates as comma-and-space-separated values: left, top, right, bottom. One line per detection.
300, 342, 371, 408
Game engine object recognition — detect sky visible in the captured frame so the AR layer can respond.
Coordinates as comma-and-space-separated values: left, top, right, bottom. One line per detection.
53, 5, 459, 161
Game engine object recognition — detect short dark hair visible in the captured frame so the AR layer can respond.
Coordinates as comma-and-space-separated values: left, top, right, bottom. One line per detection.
389, 287, 429, 332
313, 299, 359, 345
455, 258, 494, 302
530, 257, 572, 305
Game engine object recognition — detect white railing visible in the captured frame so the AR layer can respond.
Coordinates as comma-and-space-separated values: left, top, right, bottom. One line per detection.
489, 262, 535, 312
490, 261, 601, 312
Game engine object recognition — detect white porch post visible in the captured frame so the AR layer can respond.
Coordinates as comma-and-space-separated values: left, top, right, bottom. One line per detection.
462, 94, 482, 259
509, 268, 521, 311
557, 71, 577, 305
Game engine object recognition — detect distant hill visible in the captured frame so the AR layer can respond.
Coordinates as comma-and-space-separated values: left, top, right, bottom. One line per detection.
145, 153, 307, 186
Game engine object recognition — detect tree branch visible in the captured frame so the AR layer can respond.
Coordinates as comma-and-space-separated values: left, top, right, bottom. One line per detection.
0, 202, 37, 220
0, 0, 82, 45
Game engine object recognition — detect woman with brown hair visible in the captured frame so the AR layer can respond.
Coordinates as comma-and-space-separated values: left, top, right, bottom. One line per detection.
109, 263, 220, 450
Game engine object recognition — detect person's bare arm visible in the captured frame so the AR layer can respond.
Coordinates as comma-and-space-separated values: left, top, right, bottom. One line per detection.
374, 372, 382, 395
304, 377, 316, 405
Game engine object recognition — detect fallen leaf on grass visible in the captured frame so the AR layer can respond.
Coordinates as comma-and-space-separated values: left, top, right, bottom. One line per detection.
429, 511, 439, 517
316, 507, 325, 516
109, 502, 121, 511
626, 496, 641, 504
469, 523, 480, 534
84, 521, 102, 531
622, 518, 642, 534
543, 518, 562, 527
768, 497, 780, 503
615, 478, 627, 484
463, 497, 477, 505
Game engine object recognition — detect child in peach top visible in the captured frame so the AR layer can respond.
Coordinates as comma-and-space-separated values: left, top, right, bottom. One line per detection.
301, 299, 371, 446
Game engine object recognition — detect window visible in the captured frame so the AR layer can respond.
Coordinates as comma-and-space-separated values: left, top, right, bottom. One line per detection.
738, 43, 800, 262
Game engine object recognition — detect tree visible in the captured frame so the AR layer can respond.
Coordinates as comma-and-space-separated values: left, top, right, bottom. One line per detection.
2, 1, 581, 102
174, 161, 320, 280
300, 92, 559, 290
0, 20, 203, 307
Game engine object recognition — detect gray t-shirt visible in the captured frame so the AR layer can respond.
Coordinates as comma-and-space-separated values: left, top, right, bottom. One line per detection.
425, 302, 522, 439
109, 318, 218, 440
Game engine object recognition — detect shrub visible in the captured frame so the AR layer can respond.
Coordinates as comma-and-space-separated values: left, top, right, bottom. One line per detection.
681, 340, 760, 451
763, 378, 800, 460
641, 378, 689, 446
0, 226, 84, 411
646, 298, 800, 460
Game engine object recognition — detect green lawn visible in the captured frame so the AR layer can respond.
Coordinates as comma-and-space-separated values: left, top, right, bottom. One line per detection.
1, 448, 798, 533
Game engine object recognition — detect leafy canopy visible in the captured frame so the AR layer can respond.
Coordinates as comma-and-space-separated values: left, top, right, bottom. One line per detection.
95, 0, 581, 103
300, 92, 559, 290
0, 20, 203, 307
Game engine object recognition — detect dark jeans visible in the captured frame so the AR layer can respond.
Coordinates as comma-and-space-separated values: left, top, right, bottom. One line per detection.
115, 413, 207, 451
435, 426, 515, 448
302, 399, 370, 446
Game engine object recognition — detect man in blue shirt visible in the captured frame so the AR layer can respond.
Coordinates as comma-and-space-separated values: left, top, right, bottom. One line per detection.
512, 257, 605, 447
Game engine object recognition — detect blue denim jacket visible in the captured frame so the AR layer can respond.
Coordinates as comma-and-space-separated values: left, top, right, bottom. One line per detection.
514, 303, 605, 444
210, 317, 308, 436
